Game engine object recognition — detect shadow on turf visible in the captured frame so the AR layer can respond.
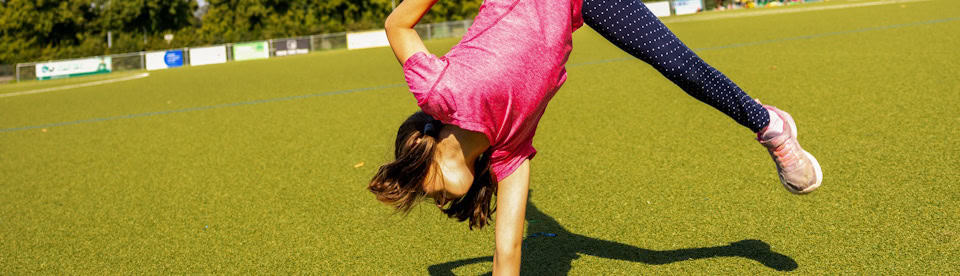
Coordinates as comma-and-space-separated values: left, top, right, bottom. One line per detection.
428, 195, 798, 275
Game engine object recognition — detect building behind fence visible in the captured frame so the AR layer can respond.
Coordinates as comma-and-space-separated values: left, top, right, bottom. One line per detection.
6, 20, 472, 83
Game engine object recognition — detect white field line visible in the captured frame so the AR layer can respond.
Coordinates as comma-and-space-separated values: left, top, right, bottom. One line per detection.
0, 72, 150, 98
663, 0, 936, 23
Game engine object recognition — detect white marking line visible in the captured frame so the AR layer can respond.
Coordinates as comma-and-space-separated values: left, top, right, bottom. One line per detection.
663, 0, 935, 23
0, 72, 150, 98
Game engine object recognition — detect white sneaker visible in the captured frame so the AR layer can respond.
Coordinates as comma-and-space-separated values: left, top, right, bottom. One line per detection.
757, 105, 823, 194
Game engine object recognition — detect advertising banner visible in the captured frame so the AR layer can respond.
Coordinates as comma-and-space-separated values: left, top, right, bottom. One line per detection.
646, 2, 672, 17
272, 38, 310, 56
347, 30, 390, 50
233, 41, 269, 61
673, 0, 703, 15
190, 45, 228, 66
35, 57, 112, 80
145, 50, 185, 71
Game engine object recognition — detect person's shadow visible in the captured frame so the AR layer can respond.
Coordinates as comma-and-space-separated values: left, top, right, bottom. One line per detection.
428, 192, 798, 275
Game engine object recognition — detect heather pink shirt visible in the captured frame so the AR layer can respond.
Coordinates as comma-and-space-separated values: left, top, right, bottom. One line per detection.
404, 0, 583, 181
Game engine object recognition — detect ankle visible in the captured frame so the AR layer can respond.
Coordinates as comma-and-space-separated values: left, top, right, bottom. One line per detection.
758, 108, 783, 139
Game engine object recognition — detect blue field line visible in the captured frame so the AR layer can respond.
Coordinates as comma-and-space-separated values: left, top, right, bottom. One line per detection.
2, 16, 957, 134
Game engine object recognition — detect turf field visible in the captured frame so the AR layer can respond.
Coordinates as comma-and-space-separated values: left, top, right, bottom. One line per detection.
1, 0, 958, 273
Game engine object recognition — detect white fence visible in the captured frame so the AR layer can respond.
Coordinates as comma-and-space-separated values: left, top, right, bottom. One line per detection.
10, 19, 473, 82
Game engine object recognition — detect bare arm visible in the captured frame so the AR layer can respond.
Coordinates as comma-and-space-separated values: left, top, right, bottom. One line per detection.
492, 160, 530, 276
385, 0, 436, 65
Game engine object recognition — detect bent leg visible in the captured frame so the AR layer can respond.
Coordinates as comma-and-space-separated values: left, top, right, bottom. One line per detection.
582, 0, 769, 133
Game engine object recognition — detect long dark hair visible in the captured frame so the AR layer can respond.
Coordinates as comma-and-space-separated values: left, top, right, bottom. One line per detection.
368, 111, 497, 230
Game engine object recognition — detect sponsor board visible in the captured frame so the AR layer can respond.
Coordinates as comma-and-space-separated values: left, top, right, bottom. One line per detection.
233, 41, 269, 61
190, 45, 228, 66
273, 38, 310, 56
673, 0, 703, 15
647, 1, 673, 17
346, 30, 390, 50
35, 57, 112, 80
145, 50, 185, 71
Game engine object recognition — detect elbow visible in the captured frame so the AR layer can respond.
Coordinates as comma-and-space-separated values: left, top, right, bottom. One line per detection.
385, 11, 419, 31
384, 16, 395, 30
384, 15, 395, 30
384, 13, 405, 30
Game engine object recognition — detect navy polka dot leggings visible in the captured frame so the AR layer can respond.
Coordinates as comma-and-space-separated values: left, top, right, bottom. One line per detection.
582, 0, 769, 133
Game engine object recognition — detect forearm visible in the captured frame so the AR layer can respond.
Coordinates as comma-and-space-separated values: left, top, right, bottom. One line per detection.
385, 0, 437, 29
492, 160, 530, 276
492, 206, 524, 276
385, 0, 437, 65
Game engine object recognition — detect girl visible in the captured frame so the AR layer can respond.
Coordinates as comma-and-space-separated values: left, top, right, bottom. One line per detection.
369, 0, 822, 274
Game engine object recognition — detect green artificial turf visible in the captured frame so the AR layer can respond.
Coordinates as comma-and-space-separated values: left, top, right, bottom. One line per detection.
1, 0, 958, 273
0, 71, 147, 95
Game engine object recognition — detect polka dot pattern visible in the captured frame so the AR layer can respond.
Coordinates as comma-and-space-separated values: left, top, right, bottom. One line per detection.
582, 0, 769, 133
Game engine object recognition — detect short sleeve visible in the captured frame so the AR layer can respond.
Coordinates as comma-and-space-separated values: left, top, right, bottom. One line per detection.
489, 146, 538, 182
403, 51, 448, 105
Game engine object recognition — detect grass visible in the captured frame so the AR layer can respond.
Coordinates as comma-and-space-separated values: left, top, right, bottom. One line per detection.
1, 0, 958, 273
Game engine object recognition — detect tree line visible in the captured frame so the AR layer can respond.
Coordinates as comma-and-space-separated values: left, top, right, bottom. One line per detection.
0, 0, 483, 65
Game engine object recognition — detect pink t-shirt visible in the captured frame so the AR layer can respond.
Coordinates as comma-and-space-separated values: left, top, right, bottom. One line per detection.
404, 0, 583, 181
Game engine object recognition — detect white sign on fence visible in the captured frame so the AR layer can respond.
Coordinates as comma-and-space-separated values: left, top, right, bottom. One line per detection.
35, 57, 112, 80
347, 30, 390, 50
647, 2, 672, 17
673, 0, 703, 15
233, 41, 269, 61
145, 50, 185, 71
189, 45, 227, 66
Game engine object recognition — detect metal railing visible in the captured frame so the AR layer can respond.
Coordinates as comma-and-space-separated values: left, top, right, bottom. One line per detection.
0, 64, 13, 83
9, 19, 473, 83
414, 20, 472, 41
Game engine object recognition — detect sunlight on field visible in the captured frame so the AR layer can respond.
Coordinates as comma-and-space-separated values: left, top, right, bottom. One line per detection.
1, 0, 958, 273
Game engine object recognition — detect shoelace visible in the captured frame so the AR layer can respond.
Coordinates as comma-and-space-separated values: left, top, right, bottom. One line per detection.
773, 140, 803, 172
760, 125, 805, 173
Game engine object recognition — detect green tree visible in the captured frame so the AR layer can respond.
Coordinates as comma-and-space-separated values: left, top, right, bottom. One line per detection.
96, 0, 199, 54
314, 0, 394, 32
197, 0, 395, 43
0, 0, 198, 64
0, 0, 487, 65
421, 0, 483, 23
197, 0, 261, 43
0, 0, 97, 64
95, 0, 198, 35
